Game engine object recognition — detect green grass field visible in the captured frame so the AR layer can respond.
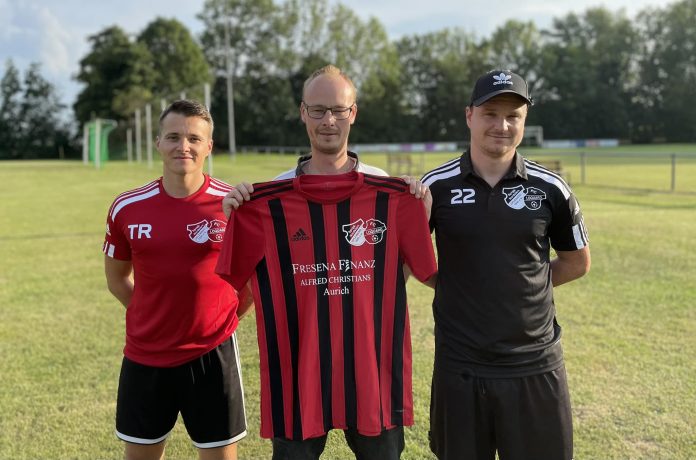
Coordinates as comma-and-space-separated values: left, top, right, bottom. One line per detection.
1, 150, 695, 459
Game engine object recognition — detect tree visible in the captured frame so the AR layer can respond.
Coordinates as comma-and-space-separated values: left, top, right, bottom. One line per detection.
198, 0, 283, 79
73, 26, 155, 124
137, 18, 212, 100
635, 0, 696, 142
0, 61, 70, 159
0, 60, 23, 158
536, 8, 638, 140
396, 29, 486, 141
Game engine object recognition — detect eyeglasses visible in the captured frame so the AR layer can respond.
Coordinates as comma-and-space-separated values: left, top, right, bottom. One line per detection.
302, 102, 355, 120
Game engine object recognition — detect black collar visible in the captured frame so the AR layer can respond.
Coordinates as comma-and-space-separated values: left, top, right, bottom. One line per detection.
459, 149, 528, 181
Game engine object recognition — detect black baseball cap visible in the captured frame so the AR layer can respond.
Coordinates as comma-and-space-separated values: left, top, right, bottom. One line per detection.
470, 69, 533, 106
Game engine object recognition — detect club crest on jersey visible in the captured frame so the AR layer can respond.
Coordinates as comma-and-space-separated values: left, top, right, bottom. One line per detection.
187, 219, 226, 243
342, 218, 386, 246
502, 185, 547, 210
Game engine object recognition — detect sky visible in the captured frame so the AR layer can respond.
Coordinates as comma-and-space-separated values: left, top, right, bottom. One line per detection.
0, 0, 674, 112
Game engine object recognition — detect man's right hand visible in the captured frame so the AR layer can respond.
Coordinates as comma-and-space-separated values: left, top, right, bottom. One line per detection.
223, 182, 254, 218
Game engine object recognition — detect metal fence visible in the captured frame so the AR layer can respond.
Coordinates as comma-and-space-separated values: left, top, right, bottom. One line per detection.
524, 151, 696, 194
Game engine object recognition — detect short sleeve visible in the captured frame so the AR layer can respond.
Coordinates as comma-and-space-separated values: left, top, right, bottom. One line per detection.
549, 192, 589, 251
215, 203, 266, 290
396, 194, 437, 282
102, 203, 131, 261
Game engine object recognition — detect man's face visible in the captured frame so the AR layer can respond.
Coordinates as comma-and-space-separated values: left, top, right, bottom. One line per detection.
156, 113, 212, 177
466, 94, 528, 159
300, 74, 357, 156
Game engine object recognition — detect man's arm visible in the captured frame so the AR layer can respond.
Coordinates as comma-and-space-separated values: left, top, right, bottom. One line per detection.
423, 273, 437, 289
236, 281, 255, 319
104, 256, 134, 308
551, 246, 591, 287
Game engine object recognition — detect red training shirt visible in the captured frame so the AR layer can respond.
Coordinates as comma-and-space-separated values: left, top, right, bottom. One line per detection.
103, 175, 239, 367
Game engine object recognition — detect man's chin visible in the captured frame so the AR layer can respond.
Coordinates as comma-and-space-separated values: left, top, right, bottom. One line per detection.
314, 143, 344, 156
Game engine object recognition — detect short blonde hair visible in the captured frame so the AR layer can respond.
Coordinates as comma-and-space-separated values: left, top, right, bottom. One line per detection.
302, 65, 357, 103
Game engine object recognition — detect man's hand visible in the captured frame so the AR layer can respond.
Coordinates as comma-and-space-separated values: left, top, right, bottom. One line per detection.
400, 175, 429, 199
401, 175, 432, 220
222, 182, 254, 219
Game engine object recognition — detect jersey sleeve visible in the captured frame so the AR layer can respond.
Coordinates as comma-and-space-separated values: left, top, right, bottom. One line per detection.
102, 202, 131, 261
396, 194, 438, 282
215, 203, 266, 290
548, 192, 589, 251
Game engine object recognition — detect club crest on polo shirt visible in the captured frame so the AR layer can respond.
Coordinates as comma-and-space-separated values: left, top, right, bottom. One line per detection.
342, 218, 387, 246
502, 185, 547, 210
187, 219, 227, 243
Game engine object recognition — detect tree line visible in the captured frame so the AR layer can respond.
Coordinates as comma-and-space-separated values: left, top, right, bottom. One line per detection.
2, 0, 695, 159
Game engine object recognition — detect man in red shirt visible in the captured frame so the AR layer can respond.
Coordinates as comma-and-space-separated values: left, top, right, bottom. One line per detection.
103, 100, 251, 460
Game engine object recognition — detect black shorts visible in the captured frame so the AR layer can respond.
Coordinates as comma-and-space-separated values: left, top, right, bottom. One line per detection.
116, 334, 247, 448
271, 426, 404, 460
429, 363, 573, 460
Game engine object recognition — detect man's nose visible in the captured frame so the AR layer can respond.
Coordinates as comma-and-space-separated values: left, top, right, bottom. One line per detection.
177, 138, 191, 151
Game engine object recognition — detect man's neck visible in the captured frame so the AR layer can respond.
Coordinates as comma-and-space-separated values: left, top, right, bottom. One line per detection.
470, 146, 516, 188
161, 171, 206, 198
305, 150, 355, 175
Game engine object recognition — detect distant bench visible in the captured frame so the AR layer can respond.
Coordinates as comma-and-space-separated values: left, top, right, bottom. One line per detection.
534, 159, 570, 184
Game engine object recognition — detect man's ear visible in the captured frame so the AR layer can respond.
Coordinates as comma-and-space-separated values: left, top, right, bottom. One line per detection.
349, 103, 358, 125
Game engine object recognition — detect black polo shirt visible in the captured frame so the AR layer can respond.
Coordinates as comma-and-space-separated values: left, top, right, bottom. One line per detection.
422, 150, 589, 377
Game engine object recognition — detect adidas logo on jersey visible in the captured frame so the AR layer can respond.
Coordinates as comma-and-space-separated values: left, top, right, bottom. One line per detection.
291, 228, 310, 241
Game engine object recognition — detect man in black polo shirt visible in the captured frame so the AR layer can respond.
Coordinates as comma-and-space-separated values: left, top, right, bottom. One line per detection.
422, 70, 591, 460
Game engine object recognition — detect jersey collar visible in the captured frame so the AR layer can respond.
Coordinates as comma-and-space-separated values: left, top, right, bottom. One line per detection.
459, 149, 529, 181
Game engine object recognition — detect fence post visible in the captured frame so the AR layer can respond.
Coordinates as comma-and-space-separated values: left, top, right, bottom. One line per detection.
126, 128, 133, 164
145, 104, 153, 169
580, 151, 586, 185
671, 153, 676, 192
135, 109, 142, 163
82, 124, 89, 165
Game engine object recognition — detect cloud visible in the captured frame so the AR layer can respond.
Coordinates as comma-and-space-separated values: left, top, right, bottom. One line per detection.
36, 7, 74, 75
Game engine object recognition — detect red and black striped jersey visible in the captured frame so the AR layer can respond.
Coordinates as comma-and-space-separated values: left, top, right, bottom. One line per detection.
216, 172, 437, 440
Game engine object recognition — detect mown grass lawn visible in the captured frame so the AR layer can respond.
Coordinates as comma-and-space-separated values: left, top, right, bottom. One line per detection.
1, 152, 694, 459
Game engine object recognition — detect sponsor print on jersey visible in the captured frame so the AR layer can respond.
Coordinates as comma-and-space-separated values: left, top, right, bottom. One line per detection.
502, 185, 547, 210
342, 218, 387, 246
187, 219, 227, 243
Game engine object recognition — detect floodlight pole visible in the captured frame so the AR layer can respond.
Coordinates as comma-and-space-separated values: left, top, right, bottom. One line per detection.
126, 128, 133, 163
224, 15, 237, 159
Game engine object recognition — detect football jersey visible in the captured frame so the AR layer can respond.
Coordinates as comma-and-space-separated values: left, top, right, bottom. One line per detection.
423, 151, 589, 377
216, 172, 437, 440
103, 175, 240, 367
